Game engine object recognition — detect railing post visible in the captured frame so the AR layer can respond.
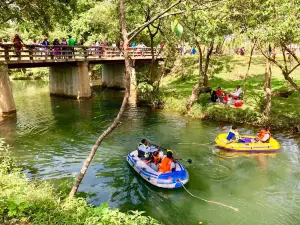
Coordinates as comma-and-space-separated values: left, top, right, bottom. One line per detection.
28, 46, 33, 60
50, 46, 54, 59
4, 47, 9, 61
84, 47, 88, 59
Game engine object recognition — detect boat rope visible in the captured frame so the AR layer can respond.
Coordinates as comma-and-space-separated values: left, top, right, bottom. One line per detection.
178, 180, 239, 212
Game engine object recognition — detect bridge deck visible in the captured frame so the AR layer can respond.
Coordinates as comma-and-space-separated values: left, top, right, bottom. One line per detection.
0, 44, 163, 68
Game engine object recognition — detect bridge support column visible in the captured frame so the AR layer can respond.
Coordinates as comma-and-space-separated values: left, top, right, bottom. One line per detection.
50, 62, 91, 99
102, 64, 125, 89
0, 65, 16, 116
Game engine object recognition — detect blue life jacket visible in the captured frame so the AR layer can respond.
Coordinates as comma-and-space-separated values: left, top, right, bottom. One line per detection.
226, 129, 239, 141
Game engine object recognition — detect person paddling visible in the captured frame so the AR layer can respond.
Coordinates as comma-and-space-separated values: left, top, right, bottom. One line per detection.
137, 139, 157, 159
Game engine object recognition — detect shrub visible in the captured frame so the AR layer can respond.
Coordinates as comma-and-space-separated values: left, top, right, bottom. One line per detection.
0, 139, 160, 225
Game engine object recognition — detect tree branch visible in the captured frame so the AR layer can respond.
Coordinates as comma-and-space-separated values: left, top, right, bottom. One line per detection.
128, 0, 227, 41
283, 44, 299, 63
287, 63, 300, 76
128, 0, 183, 41
258, 44, 284, 71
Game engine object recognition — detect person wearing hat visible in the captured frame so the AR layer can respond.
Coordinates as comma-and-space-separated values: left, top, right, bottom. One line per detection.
159, 150, 176, 173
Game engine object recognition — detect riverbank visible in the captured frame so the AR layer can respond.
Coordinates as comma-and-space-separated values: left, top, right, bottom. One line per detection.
9, 68, 49, 80
0, 140, 159, 225
160, 55, 300, 130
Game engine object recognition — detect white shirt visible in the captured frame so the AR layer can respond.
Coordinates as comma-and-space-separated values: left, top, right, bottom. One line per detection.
232, 88, 242, 97
262, 133, 270, 142
138, 144, 150, 153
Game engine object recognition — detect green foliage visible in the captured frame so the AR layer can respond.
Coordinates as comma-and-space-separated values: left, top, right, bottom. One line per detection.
171, 20, 183, 39
0, 139, 160, 225
161, 55, 300, 129
10, 68, 49, 80
1, 0, 77, 35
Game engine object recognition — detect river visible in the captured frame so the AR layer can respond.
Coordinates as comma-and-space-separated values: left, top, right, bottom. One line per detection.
1, 81, 300, 225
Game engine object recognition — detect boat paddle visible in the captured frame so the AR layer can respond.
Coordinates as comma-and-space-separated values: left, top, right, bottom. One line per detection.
151, 144, 193, 164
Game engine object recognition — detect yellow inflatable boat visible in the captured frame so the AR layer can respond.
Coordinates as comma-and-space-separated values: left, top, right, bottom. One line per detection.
215, 133, 280, 153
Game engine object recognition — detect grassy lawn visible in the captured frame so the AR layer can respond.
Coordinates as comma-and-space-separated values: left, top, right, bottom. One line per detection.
160, 55, 300, 130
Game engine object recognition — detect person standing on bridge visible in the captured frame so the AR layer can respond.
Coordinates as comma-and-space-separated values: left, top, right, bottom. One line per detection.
41, 38, 50, 58
53, 39, 61, 58
13, 34, 24, 60
61, 38, 68, 59
67, 35, 75, 58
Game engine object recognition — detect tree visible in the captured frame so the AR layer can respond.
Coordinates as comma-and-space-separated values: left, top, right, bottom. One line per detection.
70, 0, 185, 197
180, 2, 232, 111
233, 0, 300, 92
0, 0, 77, 35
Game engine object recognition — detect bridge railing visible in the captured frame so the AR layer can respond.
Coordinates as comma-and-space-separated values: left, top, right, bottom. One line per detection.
0, 44, 161, 62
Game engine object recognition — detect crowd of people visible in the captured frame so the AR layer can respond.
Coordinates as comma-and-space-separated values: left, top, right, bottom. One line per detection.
137, 139, 177, 173
1, 34, 161, 59
210, 85, 243, 106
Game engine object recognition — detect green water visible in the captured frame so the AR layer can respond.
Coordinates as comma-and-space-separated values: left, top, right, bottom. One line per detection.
1, 81, 300, 225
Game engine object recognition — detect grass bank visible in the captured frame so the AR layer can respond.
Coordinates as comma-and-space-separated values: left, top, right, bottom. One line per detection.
160, 55, 300, 130
0, 140, 159, 225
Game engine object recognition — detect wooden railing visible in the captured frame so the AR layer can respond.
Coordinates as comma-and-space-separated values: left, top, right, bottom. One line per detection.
0, 44, 162, 62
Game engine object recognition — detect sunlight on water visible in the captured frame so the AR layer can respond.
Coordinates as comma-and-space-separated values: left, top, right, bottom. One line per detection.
0, 80, 300, 225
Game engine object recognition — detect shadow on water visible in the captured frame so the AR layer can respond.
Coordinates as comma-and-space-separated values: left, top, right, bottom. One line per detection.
1, 81, 300, 225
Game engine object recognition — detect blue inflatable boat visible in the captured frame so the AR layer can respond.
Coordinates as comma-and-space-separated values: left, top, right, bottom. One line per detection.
127, 150, 189, 189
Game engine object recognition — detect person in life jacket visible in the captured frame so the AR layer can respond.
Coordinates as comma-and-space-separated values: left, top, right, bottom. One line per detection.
147, 150, 162, 171
159, 150, 176, 173
255, 127, 271, 143
226, 126, 245, 143
138, 139, 150, 159
137, 139, 158, 159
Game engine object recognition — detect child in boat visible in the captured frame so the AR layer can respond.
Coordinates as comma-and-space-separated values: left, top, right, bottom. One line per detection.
147, 150, 162, 171
226, 126, 246, 143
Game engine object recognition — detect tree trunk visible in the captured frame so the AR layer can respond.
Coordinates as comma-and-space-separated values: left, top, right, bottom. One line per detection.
69, 0, 131, 197
186, 42, 213, 112
150, 35, 155, 63
262, 58, 272, 121
243, 40, 256, 100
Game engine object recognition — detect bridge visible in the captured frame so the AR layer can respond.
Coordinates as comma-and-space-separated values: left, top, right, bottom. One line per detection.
0, 44, 163, 116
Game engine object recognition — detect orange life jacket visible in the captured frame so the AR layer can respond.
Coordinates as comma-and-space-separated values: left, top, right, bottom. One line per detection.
152, 154, 161, 165
258, 130, 271, 142
159, 157, 173, 173
257, 130, 266, 139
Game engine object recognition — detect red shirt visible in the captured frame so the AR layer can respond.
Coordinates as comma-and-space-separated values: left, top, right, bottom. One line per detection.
216, 89, 223, 97
223, 95, 229, 102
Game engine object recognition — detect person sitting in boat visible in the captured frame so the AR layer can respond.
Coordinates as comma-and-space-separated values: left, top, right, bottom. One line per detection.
255, 127, 271, 143
159, 150, 176, 173
226, 126, 245, 143
137, 139, 157, 159
147, 150, 162, 171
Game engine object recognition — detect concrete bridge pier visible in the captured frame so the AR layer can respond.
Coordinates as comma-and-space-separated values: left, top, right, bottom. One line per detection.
0, 64, 16, 116
102, 63, 137, 104
50, 62, 91, 99
102, 64, 125, 89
